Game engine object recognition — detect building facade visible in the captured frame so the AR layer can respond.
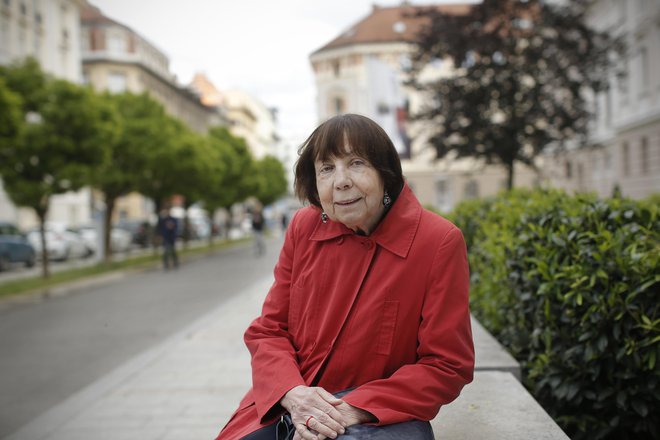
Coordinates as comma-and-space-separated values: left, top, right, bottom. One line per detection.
0, 0, 92, 230
544, 0, 660, 199
190, 74, 281, 169
80, 3, 227, 222
309, 3, 539, 212
0, 0, 83, 81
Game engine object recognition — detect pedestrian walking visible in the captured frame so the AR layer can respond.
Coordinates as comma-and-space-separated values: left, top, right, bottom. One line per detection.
251, 206, 266, 257
157, 208, 179, 270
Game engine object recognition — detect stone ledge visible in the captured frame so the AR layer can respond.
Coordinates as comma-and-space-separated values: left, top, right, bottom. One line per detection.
432, 371, 569, 440
472, 316, 521, 380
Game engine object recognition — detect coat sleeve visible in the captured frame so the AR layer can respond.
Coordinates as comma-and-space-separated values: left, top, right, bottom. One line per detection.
243, 211, 306, 423
342, 226, 475, 424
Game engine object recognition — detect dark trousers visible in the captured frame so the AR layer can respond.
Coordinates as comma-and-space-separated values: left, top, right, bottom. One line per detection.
240, 423, 277, 440
239, 420, 434, 440
162, 242, 178, 269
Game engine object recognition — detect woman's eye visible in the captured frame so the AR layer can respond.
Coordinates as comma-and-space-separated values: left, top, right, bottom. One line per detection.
319, 165, 333, 173
351, 159, 365, 167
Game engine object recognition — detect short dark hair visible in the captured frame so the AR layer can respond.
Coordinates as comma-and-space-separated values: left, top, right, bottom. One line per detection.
294, 114, 404, 208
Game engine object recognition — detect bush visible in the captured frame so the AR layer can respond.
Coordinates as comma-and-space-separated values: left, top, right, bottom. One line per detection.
450, 190, 659, 440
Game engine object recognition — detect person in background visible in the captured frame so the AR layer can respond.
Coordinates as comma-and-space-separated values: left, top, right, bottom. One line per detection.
215, 114, 474, 440
252, 205, 266, 257
157, 208, 178, 270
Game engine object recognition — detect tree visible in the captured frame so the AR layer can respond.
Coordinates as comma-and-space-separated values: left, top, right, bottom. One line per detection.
91, 92, 171, 261
410, 0, 624, 189
204, 127, 256, 238
170, 131, 218, 248
0, 59, 118, 277
134, 113, 187, 235
0, 77, 22, 153
254, 155, 288, 206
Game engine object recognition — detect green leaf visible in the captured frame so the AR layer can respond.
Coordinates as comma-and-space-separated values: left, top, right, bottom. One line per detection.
631, 399, 649, 417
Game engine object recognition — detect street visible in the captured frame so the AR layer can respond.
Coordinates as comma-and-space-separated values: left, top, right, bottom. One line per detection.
0, 235, 283, 439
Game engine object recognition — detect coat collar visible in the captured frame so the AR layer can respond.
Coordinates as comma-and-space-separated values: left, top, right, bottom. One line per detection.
308, 183, 421, 259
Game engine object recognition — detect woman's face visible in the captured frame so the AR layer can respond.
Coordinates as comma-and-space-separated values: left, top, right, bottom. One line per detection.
314, 145, 385, 234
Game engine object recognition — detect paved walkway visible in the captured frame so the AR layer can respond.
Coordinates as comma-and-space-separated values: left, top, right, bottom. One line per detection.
6, 275, 271, 440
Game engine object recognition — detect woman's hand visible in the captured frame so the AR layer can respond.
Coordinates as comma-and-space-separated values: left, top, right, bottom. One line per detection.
316, 402, 376, 440
280, 385, 347, 440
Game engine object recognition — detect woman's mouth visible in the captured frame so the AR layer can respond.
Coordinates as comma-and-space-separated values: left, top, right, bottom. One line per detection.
335, 198, 361, 206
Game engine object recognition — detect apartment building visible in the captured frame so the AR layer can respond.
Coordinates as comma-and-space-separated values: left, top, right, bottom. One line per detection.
309, 3, 539, 212
545, 0, 660, 199
0, 0, 92, 230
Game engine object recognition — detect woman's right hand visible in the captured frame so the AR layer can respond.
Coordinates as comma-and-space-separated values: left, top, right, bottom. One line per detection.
280, 385, 347, 440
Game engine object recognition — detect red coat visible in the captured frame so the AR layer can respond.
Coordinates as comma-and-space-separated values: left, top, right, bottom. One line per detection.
216, 184, 474, 439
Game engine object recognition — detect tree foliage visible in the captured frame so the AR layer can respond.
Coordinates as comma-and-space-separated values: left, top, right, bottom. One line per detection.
0, 58, 118, 277
0, 77, 22, 149
134, 114, 187, 215
91, 92, 172, 260
205, 127, 256, 210
448, 189, 659, 440
254, 155, 288, 206
410, 0, 624, 189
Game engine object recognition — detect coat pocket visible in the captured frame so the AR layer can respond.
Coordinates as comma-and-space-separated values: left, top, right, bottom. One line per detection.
375, 300, 399, 355
288, 283, 304, 334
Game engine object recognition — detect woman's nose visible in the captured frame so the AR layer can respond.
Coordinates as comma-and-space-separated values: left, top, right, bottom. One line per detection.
334, 167, 351, 189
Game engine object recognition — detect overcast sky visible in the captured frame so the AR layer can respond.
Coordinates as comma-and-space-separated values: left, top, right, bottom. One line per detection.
90, 0, 479, 143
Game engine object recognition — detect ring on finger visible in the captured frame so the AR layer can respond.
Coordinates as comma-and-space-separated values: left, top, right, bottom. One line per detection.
305, 415, 315, 429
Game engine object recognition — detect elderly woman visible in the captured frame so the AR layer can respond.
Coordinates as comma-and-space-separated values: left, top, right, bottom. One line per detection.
216, 114, 474, 440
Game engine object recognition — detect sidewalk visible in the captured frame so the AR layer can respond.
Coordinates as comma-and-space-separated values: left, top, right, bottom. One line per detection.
6, 276, 271, 440
6, 274, 567, 440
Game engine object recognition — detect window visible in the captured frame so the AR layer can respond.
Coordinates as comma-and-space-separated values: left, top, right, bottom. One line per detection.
565, 160, 573, 179
640, 47, 649, 92
577, 163, 584, 189
333, 97, 344, 115
107, 72, 127, 93
605, 88, 612, 126
641, 137, 649, 174
435, 178, 451, 211
622, 142, 630, 176
464, 180, 479, 199
332, 60, 340, 77
108, 33, 126, 53
604, 152, 611, 171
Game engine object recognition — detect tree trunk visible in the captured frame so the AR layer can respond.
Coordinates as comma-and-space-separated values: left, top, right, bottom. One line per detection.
183, 203, 191, 250
207, 208, 215, 248
38, 212, 49, 279
152, 199, 162, 255
224, 205, 233, 240
506, 161, 515, 191
103, 195, 116, 263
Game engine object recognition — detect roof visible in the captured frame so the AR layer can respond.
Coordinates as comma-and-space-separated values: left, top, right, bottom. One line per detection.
312, 3, 472, 55
80, 1, 125, 28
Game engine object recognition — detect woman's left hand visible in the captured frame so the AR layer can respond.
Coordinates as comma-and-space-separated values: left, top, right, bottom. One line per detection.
315, 401, 376, 439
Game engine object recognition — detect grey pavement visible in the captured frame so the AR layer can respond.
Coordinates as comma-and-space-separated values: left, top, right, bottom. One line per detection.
4, 235, 568, 440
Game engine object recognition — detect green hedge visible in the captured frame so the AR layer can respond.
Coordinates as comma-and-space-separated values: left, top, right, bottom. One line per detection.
447, 189, 659, 440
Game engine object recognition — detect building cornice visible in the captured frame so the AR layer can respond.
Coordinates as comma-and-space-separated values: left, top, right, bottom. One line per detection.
83, 57, 216, 115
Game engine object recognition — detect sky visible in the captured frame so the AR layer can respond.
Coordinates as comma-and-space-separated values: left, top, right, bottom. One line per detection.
90, 0, 479, 143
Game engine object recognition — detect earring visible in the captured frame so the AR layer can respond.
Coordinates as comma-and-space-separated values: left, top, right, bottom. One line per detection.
321, 212, 328, 223
383, 191, 391, 207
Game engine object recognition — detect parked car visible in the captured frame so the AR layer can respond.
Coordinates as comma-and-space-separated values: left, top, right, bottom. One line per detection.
75, 225, 133, 254
27, 225, 92, 261
116, 219, 153, 247
0, 221, 36, 271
